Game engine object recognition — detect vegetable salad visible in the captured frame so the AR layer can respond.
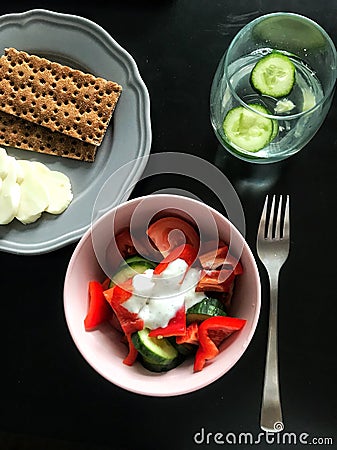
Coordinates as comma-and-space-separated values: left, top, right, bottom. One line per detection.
84, 216, 246, 372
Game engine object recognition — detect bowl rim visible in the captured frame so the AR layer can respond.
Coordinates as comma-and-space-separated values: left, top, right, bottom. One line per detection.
64, 194, 261, 396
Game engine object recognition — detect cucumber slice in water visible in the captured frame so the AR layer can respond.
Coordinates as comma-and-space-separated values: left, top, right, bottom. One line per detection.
251, 52, 295, 98
222, 103, 274, 152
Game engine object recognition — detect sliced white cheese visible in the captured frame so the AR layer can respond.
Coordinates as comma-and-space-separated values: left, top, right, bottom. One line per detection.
31, 162, 73, 214
15, 161, 24, 184
15, 160, 49, 224
0, 157, 21, 225
0, 147, 10, 180
0, 149, 73, 226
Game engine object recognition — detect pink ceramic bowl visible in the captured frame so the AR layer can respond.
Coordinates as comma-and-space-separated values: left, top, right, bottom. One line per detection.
64, 194, 260, 396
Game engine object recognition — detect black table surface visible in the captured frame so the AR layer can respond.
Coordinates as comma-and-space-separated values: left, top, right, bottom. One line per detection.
0, 1, 336, 449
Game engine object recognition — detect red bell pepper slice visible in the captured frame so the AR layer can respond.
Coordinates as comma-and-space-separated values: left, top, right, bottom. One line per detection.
194, 316, 246, 372
153, 243, 198, 275
199, 244, 229, 268
103, 280, 144, 365
148, 305, 186, 337
176, 321, 199, 345
84, 280, 112, 331
123, 333, 139, 366
196, 270, 236, 292
101, 277, 111, 291
233, 261, 243, 275
199, 245, 243, 275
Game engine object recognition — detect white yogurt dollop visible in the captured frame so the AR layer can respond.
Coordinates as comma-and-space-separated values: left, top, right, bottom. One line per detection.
122, 258, 204, 329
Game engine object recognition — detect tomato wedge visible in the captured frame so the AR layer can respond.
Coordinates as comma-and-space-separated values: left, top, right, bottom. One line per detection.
147, 216, 199, 256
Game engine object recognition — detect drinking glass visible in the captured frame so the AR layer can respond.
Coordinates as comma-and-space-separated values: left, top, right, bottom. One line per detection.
210, 12, 337, 163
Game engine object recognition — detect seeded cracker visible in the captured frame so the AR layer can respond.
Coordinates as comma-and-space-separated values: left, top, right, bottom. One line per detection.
0, 111, 97, 161
0, 48, 122, 147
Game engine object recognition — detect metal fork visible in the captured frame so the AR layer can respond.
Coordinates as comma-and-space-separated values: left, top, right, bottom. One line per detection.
257, 194, 290, 433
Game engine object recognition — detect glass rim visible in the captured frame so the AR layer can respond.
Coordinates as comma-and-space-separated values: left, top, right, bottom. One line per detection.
224, 11, 337, 120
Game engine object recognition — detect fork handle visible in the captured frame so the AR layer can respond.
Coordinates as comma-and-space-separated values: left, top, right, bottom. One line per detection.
260, 272, 283, 433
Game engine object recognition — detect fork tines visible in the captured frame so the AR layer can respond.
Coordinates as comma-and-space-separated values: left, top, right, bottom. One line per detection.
259, 195, 290, 240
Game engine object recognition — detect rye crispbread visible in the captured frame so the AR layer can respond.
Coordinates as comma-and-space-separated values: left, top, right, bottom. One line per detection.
0, 47, 122, 147
0, 110, 97, 161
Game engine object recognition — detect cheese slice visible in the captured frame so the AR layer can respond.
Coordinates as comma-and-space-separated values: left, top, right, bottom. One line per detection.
15, 160, 49, 224
0, 147, 10, 179
0, 148, 73, 225
31, 162, 73, 214
0, 157, 21, 224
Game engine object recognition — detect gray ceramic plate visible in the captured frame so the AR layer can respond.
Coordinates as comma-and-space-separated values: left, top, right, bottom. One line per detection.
0, 9, 151, 254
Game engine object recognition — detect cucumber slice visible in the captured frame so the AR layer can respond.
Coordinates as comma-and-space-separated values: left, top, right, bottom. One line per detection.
140, 355, 183, 372
109, 259, 156, 288
222, 103, 274, 152
132, 328, 178, 364
251, 52, 295, 98
168, 337, 197, 356
186, 298, 227, 324
122, 255, 156, 268
188, 297, 226, 311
